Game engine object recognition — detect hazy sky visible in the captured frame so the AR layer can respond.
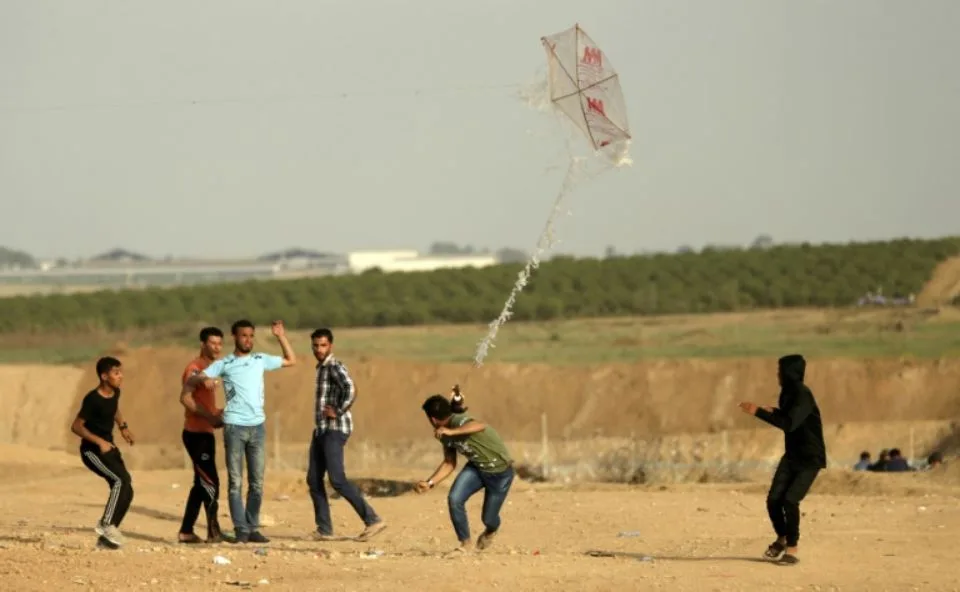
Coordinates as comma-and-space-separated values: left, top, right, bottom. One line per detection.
1, 0, 958, 260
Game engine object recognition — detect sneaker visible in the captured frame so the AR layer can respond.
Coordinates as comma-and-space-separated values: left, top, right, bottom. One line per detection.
96, 535, 120, 550
311, 531, 340, 542
232, 531, 250, 544
248, 531, 270, 544
101, 525, 124, 547
357, 520, 387, 541
476, 529, 498, 550
94, 522, 106, 537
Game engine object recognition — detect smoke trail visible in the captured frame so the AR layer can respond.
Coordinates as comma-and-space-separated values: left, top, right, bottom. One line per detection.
468, 71, 633, 370
471, 156, 583, 368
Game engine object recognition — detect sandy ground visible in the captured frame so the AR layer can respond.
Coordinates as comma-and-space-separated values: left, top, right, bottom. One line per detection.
0, 446, 958, 592
2, 346, 959, 590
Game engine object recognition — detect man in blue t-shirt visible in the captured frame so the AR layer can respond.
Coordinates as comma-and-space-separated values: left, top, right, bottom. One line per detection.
182, 318, 296, 543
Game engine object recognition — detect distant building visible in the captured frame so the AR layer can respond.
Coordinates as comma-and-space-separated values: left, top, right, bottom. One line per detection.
0, 255, 347, 292
0, 247, 500, 296
346, 249, 498, 274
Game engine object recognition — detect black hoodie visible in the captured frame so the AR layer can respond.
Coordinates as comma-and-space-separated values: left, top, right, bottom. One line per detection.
754, 354, 827, 469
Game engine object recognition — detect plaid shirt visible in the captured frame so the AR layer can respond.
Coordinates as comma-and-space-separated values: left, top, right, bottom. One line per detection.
314, 355, 356, 436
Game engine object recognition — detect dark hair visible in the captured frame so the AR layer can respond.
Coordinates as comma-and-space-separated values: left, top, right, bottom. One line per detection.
422, 394, 453, 420
96, 356, 122, 379
199, 326, 223, 343
310, 328, 334, 342
889, 448, 902, 457
859, 451, 870, 460
231, 319, 255, 335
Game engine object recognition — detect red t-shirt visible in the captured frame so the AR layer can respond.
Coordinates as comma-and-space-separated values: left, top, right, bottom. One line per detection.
182, 356, 216, 433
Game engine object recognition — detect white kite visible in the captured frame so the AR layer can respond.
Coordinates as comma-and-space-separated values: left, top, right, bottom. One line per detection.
469, 24, 633, 372
540, 24, 632, 164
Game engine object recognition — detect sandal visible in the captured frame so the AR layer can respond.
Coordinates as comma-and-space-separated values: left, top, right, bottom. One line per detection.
763, 540, 786, 559
178, 532, 204, 544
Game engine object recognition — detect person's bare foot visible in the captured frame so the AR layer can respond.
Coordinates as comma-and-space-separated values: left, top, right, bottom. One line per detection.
357, 520, 387, 541
443, 540, 474, 558
178, 532, 203, 544
476, 529, 498, 550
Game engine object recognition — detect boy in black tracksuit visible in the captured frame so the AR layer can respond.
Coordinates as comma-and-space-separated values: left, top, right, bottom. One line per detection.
71, 356, 136, 549
739, 354, 826, 566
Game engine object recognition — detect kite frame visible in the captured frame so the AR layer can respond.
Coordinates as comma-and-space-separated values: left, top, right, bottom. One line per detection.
540, 23, 632, 151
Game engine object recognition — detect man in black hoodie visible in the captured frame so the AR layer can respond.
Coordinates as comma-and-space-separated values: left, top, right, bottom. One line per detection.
739, 353, 826, 566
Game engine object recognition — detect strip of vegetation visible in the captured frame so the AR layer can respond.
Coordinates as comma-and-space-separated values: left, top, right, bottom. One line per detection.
1, 237, 957, 334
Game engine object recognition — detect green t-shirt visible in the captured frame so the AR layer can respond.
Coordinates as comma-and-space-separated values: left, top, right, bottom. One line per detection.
440, 413, 512, 474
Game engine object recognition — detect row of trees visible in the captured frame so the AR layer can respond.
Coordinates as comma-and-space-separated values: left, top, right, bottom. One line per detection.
1, 237, 957, 334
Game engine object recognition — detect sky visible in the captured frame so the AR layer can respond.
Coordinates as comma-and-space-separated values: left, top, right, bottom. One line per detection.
1, 0, 958, 260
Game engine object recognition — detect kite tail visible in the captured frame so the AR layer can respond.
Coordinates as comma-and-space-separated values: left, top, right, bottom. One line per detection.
471, 155, 584, 369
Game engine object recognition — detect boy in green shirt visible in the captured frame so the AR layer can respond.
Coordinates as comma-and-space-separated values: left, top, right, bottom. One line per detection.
415, 390, 515, 554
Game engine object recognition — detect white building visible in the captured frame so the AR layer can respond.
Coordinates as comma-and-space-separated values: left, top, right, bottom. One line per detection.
346, 250, 498, 274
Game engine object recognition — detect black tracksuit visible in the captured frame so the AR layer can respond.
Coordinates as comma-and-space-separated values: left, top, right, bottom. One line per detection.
754, 354, 826, 547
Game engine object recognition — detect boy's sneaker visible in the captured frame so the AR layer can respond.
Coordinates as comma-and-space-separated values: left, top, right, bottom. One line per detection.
96, 535, 120, 550
101, 525, 124, 547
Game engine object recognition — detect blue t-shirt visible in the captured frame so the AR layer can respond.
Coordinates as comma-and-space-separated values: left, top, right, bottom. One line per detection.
202, 352, 284, 426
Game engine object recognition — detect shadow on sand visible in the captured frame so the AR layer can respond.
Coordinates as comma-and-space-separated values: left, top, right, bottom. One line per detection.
584, 550, 770, 564
51, 525, 170, 545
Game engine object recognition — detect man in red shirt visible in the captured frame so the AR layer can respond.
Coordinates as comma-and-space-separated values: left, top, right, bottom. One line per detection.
178, 326, 226, 543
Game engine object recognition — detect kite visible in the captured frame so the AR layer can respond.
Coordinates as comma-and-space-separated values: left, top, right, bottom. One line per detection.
466, 24, 633, 375
540, 24, 632, 162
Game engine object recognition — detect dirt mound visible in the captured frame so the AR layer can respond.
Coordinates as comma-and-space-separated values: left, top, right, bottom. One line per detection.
0, 364, 85, 449
917, 255, 960, 307
0, 443, 82, 482
58, 347, 960, 450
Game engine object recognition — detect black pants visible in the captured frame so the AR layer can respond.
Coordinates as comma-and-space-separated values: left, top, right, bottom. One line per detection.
306, 430, 380, 535
81, 444, 134, 528
180, 430, 221, 536
767, 457, 820, 547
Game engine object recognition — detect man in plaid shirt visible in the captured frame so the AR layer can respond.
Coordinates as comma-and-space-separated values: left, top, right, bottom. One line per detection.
306, 328, 387, 541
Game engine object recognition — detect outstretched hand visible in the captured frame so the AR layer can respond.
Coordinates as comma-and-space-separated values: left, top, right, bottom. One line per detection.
738, 401, 758, 416
271, 320, 286, 338
414, 481, 431, 494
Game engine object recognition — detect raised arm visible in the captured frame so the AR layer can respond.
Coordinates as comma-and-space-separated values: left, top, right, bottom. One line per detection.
754, 390, 814, 432
271, 320, 296, 367
437, 418, 487, 438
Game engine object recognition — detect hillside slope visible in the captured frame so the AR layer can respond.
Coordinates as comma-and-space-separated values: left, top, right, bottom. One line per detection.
38, 347, 960, 449
918, 256, 960, 307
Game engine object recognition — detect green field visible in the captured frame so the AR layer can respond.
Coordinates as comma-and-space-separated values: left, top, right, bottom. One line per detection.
2, 236, 959, 335
3, 307, 958, 366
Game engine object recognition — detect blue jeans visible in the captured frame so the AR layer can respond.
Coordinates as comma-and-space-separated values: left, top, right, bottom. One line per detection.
306, 430, 380, 534
223, 423, 266, 535
447, 463, 514, 542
